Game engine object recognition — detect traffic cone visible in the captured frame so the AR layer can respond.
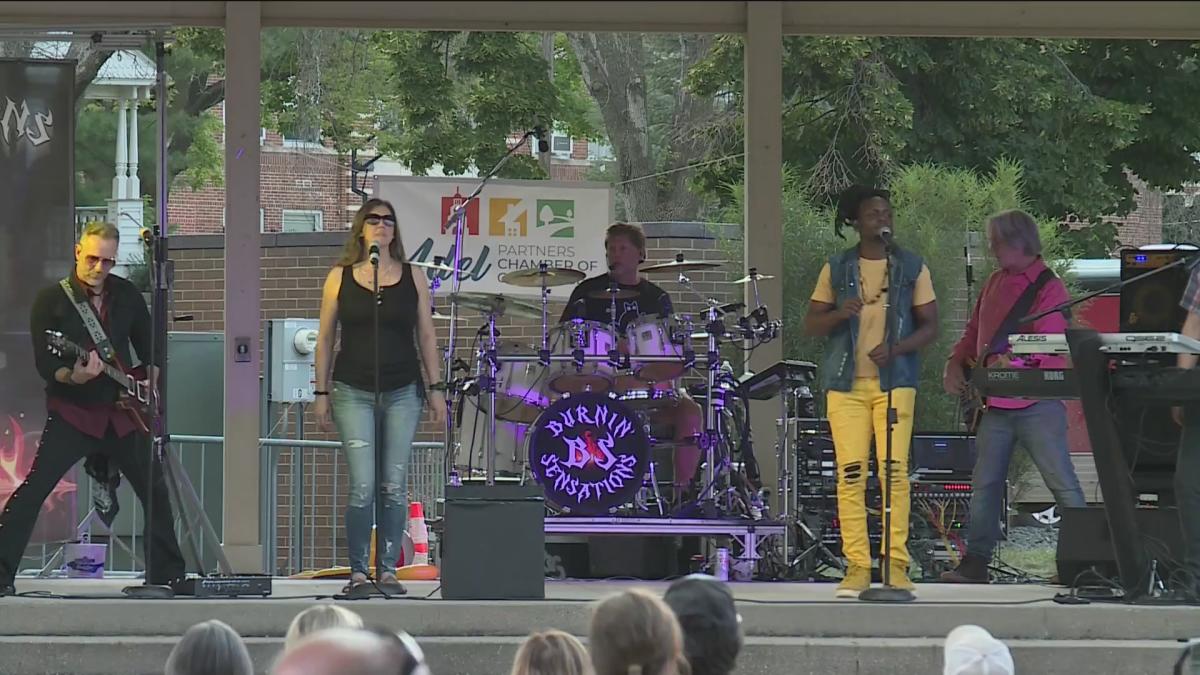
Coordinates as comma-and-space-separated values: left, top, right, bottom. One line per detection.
396, 501, 438, 581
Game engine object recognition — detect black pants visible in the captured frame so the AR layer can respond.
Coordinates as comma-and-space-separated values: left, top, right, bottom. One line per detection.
0, 413, 186, 585
1178, 418, 1200, 588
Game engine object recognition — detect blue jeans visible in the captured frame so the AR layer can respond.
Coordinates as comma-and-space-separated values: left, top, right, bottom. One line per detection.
967, 401, 1086, 558
331, 381, 423, 575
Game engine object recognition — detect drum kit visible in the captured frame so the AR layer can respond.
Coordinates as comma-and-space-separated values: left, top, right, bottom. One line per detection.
433, 253, 782, 519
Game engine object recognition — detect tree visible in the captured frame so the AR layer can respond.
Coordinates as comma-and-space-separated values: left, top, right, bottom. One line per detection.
688, 37, 1200, 237
568, 33, 720, 221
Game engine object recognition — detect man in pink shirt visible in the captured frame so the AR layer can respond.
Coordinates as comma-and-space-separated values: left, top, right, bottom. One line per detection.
940, 210, 1086, 584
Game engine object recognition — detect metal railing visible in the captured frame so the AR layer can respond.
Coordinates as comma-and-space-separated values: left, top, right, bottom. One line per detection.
20, 436, 447, 578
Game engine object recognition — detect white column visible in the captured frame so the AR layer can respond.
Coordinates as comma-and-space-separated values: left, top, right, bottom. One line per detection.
223, 0, 264, 573
112, 98, 128, 199
744, 1, 784, 514
127, 92, 140, 199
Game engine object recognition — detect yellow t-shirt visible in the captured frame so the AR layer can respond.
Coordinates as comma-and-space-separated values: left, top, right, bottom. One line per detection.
810, 258, 936, 379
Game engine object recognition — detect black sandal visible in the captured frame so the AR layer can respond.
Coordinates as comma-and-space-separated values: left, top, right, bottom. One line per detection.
340, 575, 370, 596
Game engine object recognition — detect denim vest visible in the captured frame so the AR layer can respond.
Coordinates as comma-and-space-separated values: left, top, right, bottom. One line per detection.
820, 246, 926, 392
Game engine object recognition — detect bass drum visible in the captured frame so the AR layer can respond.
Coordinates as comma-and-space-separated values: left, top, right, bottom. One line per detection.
527, 392, 650, 515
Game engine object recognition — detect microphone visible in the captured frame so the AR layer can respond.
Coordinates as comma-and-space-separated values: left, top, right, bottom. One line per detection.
879, 226, 895, 250
532, 122, 550, 155
368, 240, 381, 266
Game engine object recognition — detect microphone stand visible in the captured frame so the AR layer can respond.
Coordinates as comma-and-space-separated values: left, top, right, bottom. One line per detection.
860, 236, 914, 603
440, 129, 536, 486
123, 39, 176, 600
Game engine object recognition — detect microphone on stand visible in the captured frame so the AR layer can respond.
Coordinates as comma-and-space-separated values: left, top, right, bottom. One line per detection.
368, 240, 381, 266
879, 226, 895, 251
532, 125, 550, 155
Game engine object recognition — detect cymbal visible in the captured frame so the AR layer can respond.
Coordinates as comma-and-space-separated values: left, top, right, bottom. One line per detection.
639, 258, 725, 273
731, 273, 775, 284
448, 292, 543, 319
500, 266, 586, 288
586, 288, 639, 300
430, 311, 465, 322
410, 260, 457, 273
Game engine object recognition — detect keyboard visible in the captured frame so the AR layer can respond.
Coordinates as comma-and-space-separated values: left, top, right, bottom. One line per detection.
973, 365, 1200, 404
1009, 332, 1200, 355
971, 368, 1078, 400
739, 360, 817, 400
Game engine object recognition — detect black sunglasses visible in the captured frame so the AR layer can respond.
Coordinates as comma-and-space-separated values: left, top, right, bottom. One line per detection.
364, 214, 397, 226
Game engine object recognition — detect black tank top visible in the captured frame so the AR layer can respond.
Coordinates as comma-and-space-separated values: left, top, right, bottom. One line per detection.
332, 263, 421, 392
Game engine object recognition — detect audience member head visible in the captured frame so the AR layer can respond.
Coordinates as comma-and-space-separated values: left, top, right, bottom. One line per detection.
944, 624, 1014, 675
284, 604, 365, 650
164, 619, 254, 675
274, 627, 430, 675
663, 574, 742, 675
589, 589, 689, 675
510, 629, 594, 675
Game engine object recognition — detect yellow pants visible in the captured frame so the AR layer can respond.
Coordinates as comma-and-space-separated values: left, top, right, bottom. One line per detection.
826, 377, 916, 569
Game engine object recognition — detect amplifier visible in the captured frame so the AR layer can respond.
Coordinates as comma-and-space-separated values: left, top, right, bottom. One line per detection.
174, 574, 273, 598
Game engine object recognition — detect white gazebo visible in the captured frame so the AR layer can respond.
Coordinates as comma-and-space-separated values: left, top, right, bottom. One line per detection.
84, 49, 156, 268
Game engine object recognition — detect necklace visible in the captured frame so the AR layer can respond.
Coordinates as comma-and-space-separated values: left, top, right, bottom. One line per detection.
858, 262, 889, 305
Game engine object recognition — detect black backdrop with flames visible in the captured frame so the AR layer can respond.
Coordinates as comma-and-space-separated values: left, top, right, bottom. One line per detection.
0, 58, 76, 543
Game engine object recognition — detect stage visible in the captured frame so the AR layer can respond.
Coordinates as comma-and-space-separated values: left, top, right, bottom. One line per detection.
0, 578, 1195, 674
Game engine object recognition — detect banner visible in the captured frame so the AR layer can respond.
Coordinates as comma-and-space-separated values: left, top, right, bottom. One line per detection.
374, 176, 613, 297
0, 59, 76, 544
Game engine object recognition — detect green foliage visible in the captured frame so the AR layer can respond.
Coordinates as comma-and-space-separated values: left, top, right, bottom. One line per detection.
724, 160, 1075, 431
690, 36, 1200, 237
1163, 193, 1200, 245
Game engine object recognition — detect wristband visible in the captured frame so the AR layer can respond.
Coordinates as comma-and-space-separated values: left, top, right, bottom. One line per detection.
313, 390, 330, 396
427, 382, 448, 392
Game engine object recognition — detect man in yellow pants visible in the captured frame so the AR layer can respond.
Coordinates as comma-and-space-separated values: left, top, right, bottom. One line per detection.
804, 185, 939, 598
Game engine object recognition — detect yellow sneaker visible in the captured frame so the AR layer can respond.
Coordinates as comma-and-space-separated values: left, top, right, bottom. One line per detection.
888, 563, 917, 596
836, 564, 871, 598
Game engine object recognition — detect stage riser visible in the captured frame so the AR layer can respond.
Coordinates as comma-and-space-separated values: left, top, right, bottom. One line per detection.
0, 636, 1182, 675
2, 599, 1199, 642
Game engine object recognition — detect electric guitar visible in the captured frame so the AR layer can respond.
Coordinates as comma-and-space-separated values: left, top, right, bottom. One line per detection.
959, 357, 985, 433
44, 330, 152, 434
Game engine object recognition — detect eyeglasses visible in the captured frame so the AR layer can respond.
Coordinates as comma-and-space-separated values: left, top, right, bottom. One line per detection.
83, 255, 116, 270
364, 214, 397, 226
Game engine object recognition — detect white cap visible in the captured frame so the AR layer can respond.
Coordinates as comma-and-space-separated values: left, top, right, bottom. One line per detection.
944, 624, 1015, 675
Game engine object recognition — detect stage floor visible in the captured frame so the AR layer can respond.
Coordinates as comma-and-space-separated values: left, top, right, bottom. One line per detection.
1, 577, 1196, 675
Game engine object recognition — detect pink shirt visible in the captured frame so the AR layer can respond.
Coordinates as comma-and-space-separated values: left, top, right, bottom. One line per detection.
951, 258, 1070, 410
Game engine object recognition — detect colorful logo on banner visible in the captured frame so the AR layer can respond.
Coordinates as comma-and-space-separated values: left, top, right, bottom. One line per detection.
529, 393, 649, 514
536, 199, 575, 238
440, 189, 479, 235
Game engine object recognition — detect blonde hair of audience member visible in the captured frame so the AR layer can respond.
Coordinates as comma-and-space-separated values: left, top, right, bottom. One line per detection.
589, 589, 690, 675
510, 629, 594, 675
164, 619, 254, 675
284, 604, 365, 649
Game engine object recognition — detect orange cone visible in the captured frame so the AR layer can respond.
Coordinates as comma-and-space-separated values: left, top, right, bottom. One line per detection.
396, 501, 438, 580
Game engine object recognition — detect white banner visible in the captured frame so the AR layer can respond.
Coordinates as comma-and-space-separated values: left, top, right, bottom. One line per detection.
374, 176, 613, 298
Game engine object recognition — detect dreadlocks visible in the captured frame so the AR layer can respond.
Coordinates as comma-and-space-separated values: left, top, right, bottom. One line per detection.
834, 185, 891, 239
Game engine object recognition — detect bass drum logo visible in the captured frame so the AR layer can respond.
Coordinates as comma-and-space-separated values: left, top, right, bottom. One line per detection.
528, 392, 649, 515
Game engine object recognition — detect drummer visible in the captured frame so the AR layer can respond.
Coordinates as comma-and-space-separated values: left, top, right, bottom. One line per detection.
559, 222, 704, 507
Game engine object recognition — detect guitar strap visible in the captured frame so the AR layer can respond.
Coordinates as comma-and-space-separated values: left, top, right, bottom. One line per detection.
976, 268, 1058, 364
60, 278, 116, 364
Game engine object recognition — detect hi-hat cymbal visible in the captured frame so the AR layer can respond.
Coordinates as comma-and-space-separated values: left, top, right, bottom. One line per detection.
430, 311, 465, 322
639, 258, 725, 273
500, 266, 586, 288
732, 273, 776, 284
586, 287, 639, 300
448, 292, 543, 319
410, 260, 457, 273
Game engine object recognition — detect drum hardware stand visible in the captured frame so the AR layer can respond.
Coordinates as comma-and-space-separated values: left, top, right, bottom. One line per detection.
440, 127, 537, 486
786, 503, 845, 578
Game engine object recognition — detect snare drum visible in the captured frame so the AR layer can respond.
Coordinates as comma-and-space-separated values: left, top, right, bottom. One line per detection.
487, 341, 551, 424
625, 315, 687, 385
546, 320, 617, 395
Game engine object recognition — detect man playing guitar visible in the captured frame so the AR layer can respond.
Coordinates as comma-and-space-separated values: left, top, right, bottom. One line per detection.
941, 210, 1086, 583
0, 221, 185, 596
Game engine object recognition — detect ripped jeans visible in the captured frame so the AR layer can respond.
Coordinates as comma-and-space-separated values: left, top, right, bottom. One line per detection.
331, 381, 423, 575
826, 378, 917, 570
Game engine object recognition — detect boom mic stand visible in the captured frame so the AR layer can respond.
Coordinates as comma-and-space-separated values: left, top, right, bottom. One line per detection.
123, 39, 177, 600
440, 129, 537, 486
860, 239, 914, 603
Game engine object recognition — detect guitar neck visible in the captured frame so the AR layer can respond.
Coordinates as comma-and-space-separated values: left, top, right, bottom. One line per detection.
62, 341, 143, 401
